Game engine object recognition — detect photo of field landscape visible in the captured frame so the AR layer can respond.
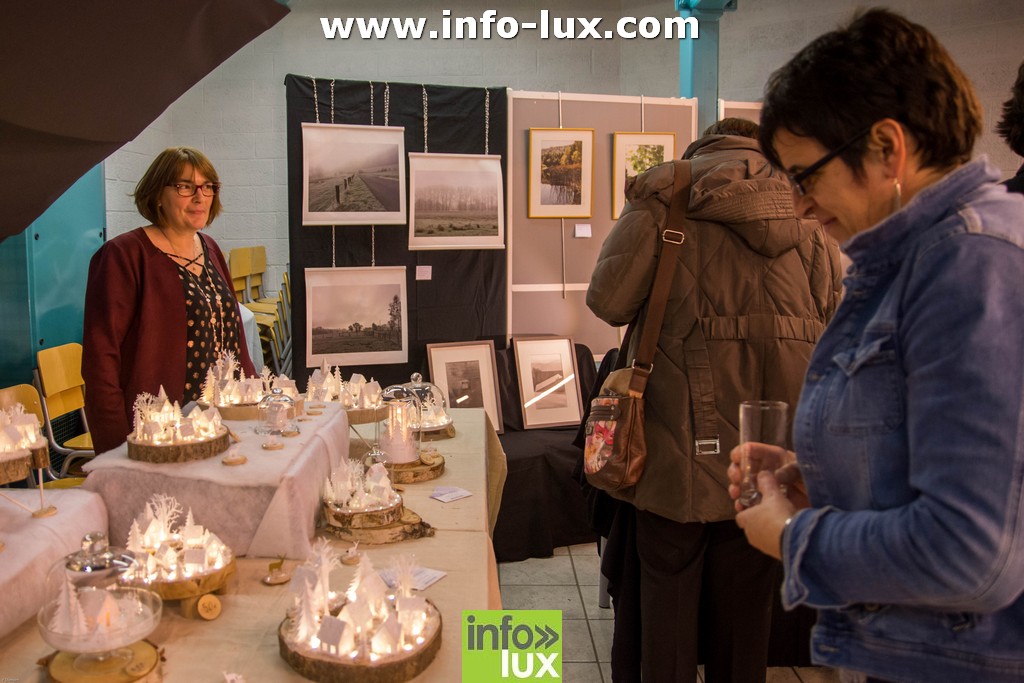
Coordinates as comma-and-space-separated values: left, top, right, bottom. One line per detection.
304, 266, 408, 366
310, 284, 402, 355
301, 123, 406, 225
407, 153, 505, 250
413, 169, 500, 237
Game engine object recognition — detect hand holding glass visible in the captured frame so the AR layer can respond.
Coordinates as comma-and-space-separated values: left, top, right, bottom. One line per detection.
738, 400, 788, 507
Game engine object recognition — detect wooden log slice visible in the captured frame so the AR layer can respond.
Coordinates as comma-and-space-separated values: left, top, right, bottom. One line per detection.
386, 452, 445, 484
30, 445, 51, 469
0, 451, 32, 485
324, 500, 404, 530
277, 607, 442, 683
323, 508, 435, 545
126, 559, 237, 603
126, 428, 230, 463
43, 638, 163, 682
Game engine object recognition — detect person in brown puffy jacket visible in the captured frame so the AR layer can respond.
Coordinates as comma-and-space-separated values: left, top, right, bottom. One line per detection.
587, 118, 842, 683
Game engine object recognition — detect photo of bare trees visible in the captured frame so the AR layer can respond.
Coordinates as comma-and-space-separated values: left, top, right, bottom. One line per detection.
301, 123, 407, 225
408, 153, 505, 250
304, 266, 408, 367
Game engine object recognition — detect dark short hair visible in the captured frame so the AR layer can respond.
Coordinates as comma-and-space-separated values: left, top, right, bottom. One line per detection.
759, 8, 981, 176
996, 60, 1024, 157
133, 147, 223, 225
703, 117, 759, 139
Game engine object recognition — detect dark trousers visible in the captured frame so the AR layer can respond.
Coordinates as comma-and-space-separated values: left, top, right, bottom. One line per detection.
634, 510, 780, 683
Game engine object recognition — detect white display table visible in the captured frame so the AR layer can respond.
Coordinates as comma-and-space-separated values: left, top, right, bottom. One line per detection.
82, 403, 349, 559
0, 408, 504, 682
0, 488, 109, 640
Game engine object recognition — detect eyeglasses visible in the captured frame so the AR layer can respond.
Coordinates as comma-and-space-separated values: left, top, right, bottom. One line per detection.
787, 126, 873, 196
168, 181, 221, 197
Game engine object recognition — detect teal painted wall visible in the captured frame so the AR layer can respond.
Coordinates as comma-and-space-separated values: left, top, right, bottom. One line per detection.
0, 165, 105, 387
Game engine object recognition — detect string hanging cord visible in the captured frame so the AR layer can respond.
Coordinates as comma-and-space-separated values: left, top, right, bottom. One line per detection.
309, 75, 320, 123
484, 88, 490, 155
422, 85, 429, 153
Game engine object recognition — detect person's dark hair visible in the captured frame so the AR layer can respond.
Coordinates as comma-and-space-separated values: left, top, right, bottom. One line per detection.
133, 147, 223, 225
996, 60, 1024, 157
759, 8, 981, 176
703, 117, 759, 139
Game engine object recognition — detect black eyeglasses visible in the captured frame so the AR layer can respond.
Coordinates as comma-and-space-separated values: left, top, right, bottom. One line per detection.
168, 181, 221, 197
787, 126, 873, 196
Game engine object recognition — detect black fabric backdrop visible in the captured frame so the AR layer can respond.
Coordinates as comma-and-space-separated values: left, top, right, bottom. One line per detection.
284, 76, 508, 388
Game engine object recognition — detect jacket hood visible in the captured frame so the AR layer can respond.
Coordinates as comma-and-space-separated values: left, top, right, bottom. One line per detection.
627, 135, 818, 258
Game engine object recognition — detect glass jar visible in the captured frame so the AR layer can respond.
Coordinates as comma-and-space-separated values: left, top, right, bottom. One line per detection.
403, 373, 451, 430
257, 388, 298, 435
378, 395, 420, 464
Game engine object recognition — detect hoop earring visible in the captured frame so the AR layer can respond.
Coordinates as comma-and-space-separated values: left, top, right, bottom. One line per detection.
891, 178, 902, 213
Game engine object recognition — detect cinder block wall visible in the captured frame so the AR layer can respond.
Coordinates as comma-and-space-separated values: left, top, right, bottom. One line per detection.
104, 0, 1024, 293
102, 0, 679, 292
719, 0, 1024, 177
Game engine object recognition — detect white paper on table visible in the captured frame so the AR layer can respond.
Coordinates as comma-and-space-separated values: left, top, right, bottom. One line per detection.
430, 486, 473, 503
378, 566, 447, 591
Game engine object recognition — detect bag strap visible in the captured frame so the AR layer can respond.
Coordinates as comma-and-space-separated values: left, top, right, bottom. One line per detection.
627, 160, 691, 397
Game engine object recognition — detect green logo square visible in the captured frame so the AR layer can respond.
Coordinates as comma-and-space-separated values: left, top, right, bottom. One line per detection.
462, 610, 562, 681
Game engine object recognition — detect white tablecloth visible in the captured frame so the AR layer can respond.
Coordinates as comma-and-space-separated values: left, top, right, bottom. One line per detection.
0, 488, 109, 640
82, 404, 349, 559
238, 303, 265, 372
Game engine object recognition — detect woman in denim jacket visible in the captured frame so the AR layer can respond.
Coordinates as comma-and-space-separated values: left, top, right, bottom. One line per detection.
727, 9, 1024, 683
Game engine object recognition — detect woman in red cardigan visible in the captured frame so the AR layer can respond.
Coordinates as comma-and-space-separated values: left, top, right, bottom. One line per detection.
83, 147, 256, 454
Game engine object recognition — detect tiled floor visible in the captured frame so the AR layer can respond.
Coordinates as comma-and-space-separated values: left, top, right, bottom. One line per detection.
498, 543, 839, 683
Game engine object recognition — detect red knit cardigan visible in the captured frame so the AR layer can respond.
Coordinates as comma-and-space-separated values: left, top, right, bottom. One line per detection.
82, 228, 256, 454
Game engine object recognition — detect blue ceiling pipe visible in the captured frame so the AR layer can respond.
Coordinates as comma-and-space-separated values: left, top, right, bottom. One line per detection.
676, 0, 738, 135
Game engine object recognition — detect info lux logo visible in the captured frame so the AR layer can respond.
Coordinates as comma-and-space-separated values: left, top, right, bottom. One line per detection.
462, 610, 562, 681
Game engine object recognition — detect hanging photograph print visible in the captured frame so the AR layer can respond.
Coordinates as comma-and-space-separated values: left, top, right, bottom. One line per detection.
408, 153, 505, 250
528, 128, 594, 219
305, 266, 408, 368
612, 132, 675, 219
301, 123, 407, 225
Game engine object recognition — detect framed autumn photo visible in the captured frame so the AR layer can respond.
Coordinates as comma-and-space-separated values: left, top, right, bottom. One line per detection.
528, 128, 594, 219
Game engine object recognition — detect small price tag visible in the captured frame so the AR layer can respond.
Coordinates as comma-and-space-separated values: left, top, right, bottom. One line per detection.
379, 566, 447, 591
416, 265, 432, 280
574, 223, 592, 238
430, 486, 473, 503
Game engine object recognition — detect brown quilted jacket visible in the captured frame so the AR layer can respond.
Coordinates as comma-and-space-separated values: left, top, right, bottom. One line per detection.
586, 135, 842, 523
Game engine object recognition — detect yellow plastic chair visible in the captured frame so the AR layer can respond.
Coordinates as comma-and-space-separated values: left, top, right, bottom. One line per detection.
248, 245, 267, 302
229, 246, 254, 303
34, 343, 95, 477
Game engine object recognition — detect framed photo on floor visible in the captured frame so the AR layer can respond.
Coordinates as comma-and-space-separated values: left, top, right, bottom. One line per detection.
305, 266, 408, 368
301, 122, 407, 226
612, 132, 675, 219
513, 336, 583, 429
426, 340, 503, 433
528, 128, 594, 218
408, 153, 505, 250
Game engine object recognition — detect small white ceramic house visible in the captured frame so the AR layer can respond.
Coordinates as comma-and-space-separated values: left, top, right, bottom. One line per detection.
371, 613, 403, 654
316, 615, 353, 656
183, 548, 206, 574
338, 599, 373, 634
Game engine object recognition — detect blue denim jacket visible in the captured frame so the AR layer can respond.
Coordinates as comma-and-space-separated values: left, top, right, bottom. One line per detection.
782, 159, 1024, 682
